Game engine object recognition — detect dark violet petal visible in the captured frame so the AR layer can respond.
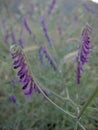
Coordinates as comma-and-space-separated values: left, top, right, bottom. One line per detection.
19, 71, 29, 83
14, 58, 24, 67
13, 55, 23, 65
82, 45, 90, 54
18, 70, 27, 78
19, 73, 25, 79
18, 63, 27, 76
13, 59, 19, 66
22, 80, 29, 89
24, 86, 33, 95
14, 64, 21, 69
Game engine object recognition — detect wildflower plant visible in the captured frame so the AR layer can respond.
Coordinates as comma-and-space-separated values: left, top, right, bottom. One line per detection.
10, 44, 49, 96
75, 24, 92, 84
0, 0, 98, 130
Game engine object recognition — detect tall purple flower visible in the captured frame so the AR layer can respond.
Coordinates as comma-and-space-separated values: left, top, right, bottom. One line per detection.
10, 45, 49, 96
48, 0, 56, 15
38, 45, 57, 71
40, 16, 51, 46
75, 24, 92, 84
22, 15, 32, 35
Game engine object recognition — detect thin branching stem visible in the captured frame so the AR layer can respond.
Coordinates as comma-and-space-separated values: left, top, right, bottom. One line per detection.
78, 86, 98, 120
22, 48, 77, 119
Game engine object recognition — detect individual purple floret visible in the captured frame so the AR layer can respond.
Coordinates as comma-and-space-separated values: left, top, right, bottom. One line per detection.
75, 24, 92, 84
40, 16, 51, 46
38, 45, 57, 71
10, 45, 49, 96
48, 0, 56, 15
9, 94, 17, 104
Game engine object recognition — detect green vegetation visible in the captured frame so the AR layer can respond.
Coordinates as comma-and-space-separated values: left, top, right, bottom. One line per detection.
0, 0, 98, 130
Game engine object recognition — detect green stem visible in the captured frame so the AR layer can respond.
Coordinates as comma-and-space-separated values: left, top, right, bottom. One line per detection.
78, 86, 98, 120
23, 48, 76, 119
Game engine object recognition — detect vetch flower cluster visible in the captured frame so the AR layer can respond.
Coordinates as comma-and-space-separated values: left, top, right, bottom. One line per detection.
38, 45, 57, 71
10, 44, 49, 96
40, 16, 51, 46
75, 24, 92, 84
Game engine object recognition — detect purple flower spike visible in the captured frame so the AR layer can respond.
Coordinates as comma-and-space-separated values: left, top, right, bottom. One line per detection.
75, 24, 92, 84
48, 0, 56, 15
40, 16, 51, 46
10, 45, 49, 97
38, 45, 57, 71
23, 15, 32, 35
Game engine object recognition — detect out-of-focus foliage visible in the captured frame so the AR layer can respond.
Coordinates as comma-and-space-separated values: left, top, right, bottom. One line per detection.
0, 0, 98, 130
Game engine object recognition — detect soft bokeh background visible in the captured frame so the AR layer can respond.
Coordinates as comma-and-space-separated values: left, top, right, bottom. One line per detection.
0, 0, 98, 130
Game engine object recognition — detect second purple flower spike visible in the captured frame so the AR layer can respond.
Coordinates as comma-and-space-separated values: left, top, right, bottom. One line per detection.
75, 24, 92, 84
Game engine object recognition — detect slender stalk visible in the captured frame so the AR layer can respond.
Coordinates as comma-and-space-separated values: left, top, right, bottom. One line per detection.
78, 86, 98, 120
35, 83, 76, 118
78, 122, 86, 130
22, 48, 76, 119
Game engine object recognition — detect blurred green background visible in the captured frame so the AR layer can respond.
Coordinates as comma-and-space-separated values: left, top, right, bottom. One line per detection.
0, 0, 98, 130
